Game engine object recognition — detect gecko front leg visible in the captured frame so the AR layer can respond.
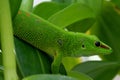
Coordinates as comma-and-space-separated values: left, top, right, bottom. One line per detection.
51, 51, 63, 74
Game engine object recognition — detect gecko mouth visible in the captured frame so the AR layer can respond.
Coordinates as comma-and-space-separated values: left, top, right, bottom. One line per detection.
100, 44, 110, 50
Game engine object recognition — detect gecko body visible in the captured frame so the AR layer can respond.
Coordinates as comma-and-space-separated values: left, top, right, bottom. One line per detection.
13, 11, 112, 73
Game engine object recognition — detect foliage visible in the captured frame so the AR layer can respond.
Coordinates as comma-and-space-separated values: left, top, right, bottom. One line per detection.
0, 0, 120, 80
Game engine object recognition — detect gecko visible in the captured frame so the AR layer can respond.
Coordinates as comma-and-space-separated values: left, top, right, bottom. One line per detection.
13, 10, 112, 73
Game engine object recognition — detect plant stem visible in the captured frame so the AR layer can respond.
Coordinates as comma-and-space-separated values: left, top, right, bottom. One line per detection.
20, 0, 34, 12
0, 0, 18, 80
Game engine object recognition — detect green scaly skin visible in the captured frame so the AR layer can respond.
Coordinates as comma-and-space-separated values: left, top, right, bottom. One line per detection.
13, 10, 112, 73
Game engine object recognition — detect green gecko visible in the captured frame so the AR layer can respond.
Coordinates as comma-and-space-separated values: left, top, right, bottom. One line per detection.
13, 10, 112, 74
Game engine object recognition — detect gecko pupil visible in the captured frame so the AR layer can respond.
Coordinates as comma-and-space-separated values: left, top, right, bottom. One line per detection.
95, 41, 100, 47
82, 44, 85, 48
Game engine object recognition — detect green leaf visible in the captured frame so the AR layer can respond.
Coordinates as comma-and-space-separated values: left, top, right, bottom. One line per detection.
68, 71, 93, 80
0, 73, 3, 80
0, 65, 4, 80
72, 61, 120, 80
0, 0, 21, 47
51, 0, 75, 5
9, 0, 22, 19
90, 2, 120, 61
111, 0, 120, 8
0, 65, 4, 72
14, 37, 52, 77
22, 74, 77, 80
62, 57, 81, 72
0, 0, 21, 48
77, 0, 103, 15
48, 3, 95, 32
33, 2, 66, 19
66, 18, 95, 32
15, 37, 66, 77
0, 52, 2, 65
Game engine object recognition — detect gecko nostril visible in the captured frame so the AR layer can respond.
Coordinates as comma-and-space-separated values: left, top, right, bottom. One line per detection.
95, 41, 100, 47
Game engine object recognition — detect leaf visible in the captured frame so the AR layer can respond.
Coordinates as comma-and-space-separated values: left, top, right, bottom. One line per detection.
52, 0, 103, 16
68, 71, 93, 80
33, 2, 66, 19
22, 74, 77, 80
51, 0, 75, 5
0, 65, 4, 72
62, 57, 81, 72
9, 0, 22, 19
72, 61, 120, 80
0, 74, 3, 80
90, 2, 120, 61
0, 52, 2, 65
66, 18, 95, 32
0, 72, 3, 80
14, 37, 52, 77
0, 65, 4, 80
48, 3, 95, 32
111, 0, 120, 8
77, 0, 103, 15
15, 37, 66, 78
0, 0, 22, 47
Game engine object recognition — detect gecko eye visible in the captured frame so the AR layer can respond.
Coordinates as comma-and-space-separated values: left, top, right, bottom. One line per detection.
95, 41, 100, 47
81, 44, 85, 49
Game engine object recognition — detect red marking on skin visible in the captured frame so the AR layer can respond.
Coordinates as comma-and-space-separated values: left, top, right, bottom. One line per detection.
36, 19, 39, 22
18, 11, 21, 14
26, 13, 30, 17
36, 19, 41, 23
100, 44, 110, 50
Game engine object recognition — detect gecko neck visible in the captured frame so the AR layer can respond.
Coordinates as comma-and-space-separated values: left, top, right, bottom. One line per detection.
60, 31, 87, 57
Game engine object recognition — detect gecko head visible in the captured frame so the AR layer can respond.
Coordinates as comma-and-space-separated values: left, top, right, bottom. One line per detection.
74, 35, 112, 56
